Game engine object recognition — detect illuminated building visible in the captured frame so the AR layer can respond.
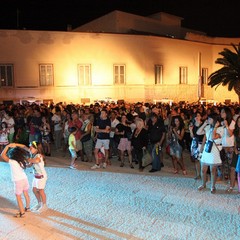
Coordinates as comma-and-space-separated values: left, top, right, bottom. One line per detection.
0, 11, 239, 104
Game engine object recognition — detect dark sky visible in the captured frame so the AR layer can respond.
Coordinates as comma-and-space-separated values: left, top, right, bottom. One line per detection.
0, 0, 240, 37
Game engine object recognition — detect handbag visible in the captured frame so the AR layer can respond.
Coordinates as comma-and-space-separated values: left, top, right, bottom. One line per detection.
142, 149, 152, 167
205, 140, 213, 153
166, 144, 170, 155
205, 129, 213, 153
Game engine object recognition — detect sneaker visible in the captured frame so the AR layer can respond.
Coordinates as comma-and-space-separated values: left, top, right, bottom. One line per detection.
211, 187, 216, 194
37, 204, 48, 213
198, 185, 206, 191
31, 203, 41, 212
69, 165, 76, 169
102, 163, 107, 169
91, 164, 100, 169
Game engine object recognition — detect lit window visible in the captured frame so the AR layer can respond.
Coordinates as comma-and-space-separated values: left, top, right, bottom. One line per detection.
179, 67, 188, 84
0, 64, 13, 87
114, 65, 125, 84
39, 64, 53, 86
202, 68, 208, 84
155, 65, 163, 84
78, 64, 91, 85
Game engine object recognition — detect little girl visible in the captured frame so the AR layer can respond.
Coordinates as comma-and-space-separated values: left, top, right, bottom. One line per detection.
1, 143, 31, 218
28, 141, 48, 213
0, 122, 10, 153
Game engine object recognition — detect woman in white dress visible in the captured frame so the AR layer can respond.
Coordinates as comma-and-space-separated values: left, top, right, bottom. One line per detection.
197, 113, 223, 193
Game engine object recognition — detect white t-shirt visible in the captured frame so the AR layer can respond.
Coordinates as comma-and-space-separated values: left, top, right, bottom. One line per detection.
9, 159, 27, 182
110, 118, 120, 138
52, 114, 62, 131
2, 117, 15, 134
222, 120, 235, 147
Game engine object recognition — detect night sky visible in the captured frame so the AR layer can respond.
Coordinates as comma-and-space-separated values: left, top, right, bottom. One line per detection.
0, 0, 240, 37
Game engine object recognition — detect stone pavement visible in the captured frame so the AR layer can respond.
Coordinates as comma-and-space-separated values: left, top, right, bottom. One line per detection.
0, 149, 239, 240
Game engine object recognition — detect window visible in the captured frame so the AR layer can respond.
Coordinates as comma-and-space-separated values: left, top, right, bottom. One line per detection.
202, 68, 208, 84
39, 64, 53, 86
78, 64, 91, 85
179, 67, 188, 84
0, 64, 13, 87
114, 65, 125, 84
155, 65, 163, 84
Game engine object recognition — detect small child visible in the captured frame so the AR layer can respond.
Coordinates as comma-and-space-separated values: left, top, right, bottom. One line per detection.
0, 122, 10, 153
68, 127, 78, 169
27, 141, 48, 213
1, 143, 31, 218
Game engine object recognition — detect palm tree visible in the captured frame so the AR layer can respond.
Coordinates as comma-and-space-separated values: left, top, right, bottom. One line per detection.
208, 43, 240, 103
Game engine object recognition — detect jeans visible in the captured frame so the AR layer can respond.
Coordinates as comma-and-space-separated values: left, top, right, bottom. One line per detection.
151, 144, 162, 171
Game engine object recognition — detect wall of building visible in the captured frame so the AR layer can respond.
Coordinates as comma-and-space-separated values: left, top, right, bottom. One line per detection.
0, 29, 238, 104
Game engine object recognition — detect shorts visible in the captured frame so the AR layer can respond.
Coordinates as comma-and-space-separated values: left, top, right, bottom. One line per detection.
14, 178, 29, 195
32, 176, 47, 189
95, 139, 110, 150
170, 143, 183, 159
69, 148, 77, 159
118, 138, 131, 151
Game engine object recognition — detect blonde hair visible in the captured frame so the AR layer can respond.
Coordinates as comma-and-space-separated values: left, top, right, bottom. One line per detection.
135, 117, 145, 129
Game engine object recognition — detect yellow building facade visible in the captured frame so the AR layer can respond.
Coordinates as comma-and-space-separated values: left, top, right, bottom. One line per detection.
0, 11, 240, 104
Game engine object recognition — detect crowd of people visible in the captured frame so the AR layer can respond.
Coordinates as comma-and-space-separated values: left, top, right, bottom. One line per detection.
1, 100, 240, 217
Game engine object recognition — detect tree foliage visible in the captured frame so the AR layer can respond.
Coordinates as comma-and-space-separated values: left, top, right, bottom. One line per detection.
208, 43, 240, 102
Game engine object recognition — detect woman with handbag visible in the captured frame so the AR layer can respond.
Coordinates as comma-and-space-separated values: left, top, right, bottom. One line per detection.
197, 113, 224, 193
168, 115, 186, 175
131, 117, 148, 172
189, 112, 204, 179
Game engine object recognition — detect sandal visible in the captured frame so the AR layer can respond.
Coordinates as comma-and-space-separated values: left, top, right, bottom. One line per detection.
226, 187, 233, 193
194, 175, 201, 180
15, 212, 25, 218
130, 164, 134, 169
25, 207, 31, 212
120, 163, 124, 167
198, 185, 206, 191
173, 169, 178, 174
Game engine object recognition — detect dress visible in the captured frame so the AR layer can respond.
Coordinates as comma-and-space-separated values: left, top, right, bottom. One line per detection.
200, 125, 223, 167
190, 124, 204, 161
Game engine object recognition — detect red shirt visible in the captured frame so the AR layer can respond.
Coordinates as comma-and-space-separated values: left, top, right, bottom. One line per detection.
69, 118, 82, 140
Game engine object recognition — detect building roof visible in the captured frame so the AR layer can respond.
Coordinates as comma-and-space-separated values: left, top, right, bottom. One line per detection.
73, 10, 206, 39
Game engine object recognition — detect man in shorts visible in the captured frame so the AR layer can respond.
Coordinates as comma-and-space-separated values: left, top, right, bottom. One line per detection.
91, 109, 111, 169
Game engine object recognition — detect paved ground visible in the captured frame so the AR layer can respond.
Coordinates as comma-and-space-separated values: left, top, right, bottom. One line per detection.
0, 149, 239, 240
